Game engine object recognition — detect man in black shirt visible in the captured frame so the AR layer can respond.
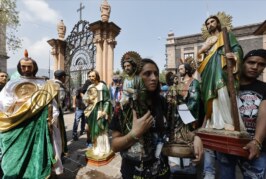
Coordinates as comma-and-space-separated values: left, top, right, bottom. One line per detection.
217, 49, 266, 179
72, 87, 87, 141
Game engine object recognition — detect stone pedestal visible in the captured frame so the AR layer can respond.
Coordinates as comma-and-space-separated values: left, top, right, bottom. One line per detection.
47, 39, 66, 71
89, 21, 120, 85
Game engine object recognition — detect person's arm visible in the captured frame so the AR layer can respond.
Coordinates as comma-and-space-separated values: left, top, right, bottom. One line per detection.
244, 100, 266, 160
72, 95, 76, 110
111, 110, 153, 152
192, 135, 203, 163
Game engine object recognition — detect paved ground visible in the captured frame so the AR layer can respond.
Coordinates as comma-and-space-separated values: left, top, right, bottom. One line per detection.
57, 112, 122, 179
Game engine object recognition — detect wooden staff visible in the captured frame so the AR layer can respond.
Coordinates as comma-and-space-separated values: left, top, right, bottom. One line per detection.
222, 27, 240, 131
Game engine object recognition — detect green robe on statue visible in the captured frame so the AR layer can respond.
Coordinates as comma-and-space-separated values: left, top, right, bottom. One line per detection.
0, 80, 58, 179
198, 31, 243, 129
0, 107, 54, 179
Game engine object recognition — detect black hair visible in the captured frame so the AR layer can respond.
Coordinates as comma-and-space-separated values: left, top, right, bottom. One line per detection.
141, 58, 165, 132
243, 49, 266, 62
183, 63, 194, 77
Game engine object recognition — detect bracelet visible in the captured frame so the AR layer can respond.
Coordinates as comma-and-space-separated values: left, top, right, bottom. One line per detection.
252, 138, 262, 149
129, 131, 139, 141
252, 140, 262, 151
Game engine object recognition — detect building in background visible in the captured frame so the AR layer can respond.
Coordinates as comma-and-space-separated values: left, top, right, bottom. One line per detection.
165, 20, 266, 81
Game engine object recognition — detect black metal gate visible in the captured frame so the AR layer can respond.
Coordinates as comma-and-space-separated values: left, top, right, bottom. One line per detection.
64, 20, 96, 95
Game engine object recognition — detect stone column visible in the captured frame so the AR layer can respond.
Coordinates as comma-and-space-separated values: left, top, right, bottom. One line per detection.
47, 20, 66, 73
87, 0, 120, 85
107, 38, 116, 85
89, 21, 120, 85
47, 39, 66, 72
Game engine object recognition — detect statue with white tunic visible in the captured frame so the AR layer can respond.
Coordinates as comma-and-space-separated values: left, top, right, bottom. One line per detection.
0, 50, 63, 177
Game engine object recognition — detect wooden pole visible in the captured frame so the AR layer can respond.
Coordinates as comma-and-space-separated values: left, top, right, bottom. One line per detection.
222, 27, 240, 131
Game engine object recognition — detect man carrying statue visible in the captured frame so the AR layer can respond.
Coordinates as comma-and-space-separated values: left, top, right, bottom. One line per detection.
0, 50, 64, 178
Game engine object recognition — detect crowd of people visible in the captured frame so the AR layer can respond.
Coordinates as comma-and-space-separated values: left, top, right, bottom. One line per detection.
0, 15, 266, 179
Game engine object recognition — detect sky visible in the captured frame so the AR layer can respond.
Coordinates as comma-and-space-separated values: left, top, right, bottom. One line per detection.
6, 0, 266, 76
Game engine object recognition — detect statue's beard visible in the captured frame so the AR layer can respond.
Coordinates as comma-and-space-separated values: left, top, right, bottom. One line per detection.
208, 26, 217, 34
180, 72, 186, 77
21, 72, 33, 77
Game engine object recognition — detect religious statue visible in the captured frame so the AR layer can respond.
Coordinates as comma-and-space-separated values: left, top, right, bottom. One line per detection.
100, 0, 111, 22
120, 51, 148, 119
163, 65, 200, 158
57, 20, 66, 40
197, 12, 245, 131
0, 50, 63, 177
83, 70, 113, 159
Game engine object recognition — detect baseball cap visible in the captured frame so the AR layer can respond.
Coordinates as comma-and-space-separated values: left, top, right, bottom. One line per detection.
54, 70, 69, 78
243, 49, 266, 61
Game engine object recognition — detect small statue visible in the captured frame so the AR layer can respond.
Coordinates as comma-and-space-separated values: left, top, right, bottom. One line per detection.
57, 20, 66, 40
100, 0, 111, 22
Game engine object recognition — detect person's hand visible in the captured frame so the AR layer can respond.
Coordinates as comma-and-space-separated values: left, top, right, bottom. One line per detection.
98, 111, 107, 119
131, 110, 153, 138
126, 88, 135, 94
225, 52, 237, 62
243, 140, 261, 160
72, 105, 76, 111
192, 136, 203, 164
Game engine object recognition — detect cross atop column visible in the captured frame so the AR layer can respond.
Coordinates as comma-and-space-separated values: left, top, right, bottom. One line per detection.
77, 2, 85, 20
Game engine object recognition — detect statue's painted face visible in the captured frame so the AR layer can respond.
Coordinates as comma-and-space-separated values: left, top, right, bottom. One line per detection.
178, 64, 186, 77
206, 18, 218, 34
20, 59, 34, 77
123, 61, 134, 75
88, 71, 97, 84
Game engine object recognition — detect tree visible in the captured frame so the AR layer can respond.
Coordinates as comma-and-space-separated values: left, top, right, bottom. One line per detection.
159, 70, 166, 84
0, 0, 21, 53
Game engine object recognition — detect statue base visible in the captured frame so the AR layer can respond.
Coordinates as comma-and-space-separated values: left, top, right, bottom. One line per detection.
196, 128, 251, 158
162, 143, 194, 158
85, 149, 115, 166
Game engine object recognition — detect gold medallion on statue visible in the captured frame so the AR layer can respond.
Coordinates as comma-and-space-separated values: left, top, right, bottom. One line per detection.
14, 82, 38, 99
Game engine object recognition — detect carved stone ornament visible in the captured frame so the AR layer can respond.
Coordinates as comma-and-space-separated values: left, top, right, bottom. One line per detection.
100, 0, 111, 22
201, 11, 233, 40
14, 82, 38, 99
57, 20, 66, 40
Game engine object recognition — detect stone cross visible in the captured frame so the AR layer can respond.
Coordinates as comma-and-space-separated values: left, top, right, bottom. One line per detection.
77, 2, 85, 20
